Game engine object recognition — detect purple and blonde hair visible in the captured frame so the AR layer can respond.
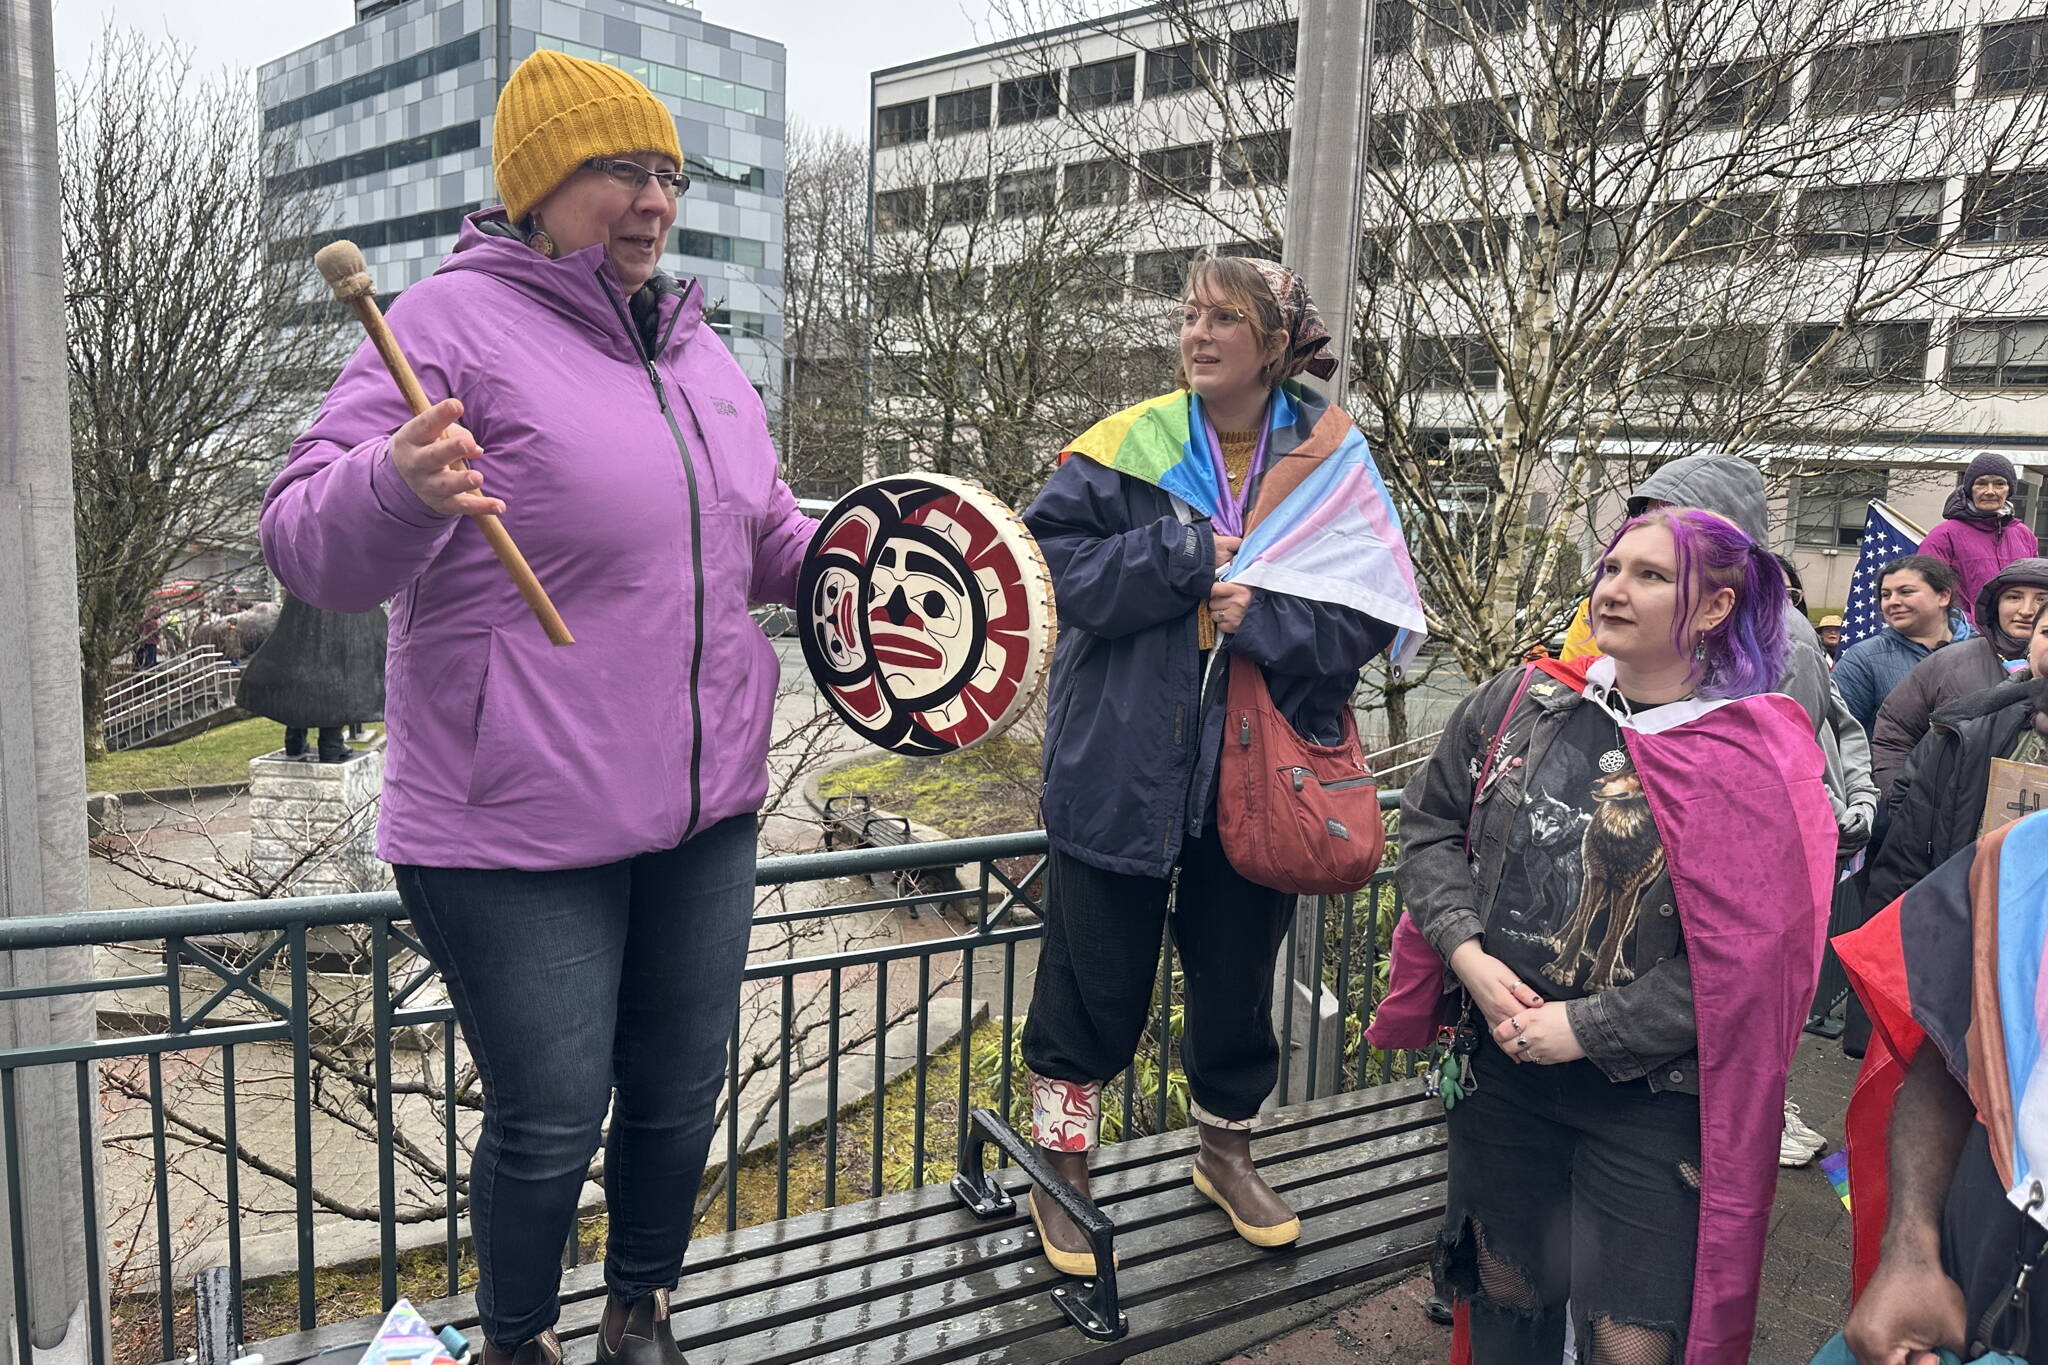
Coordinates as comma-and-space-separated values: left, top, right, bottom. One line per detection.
1593, 506, 1790, 699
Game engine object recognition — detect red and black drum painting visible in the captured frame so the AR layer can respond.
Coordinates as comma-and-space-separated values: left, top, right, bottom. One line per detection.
797, 474, 1055, 756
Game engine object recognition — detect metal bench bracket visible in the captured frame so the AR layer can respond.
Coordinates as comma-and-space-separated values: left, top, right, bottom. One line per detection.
953, 1107, 1128, 1342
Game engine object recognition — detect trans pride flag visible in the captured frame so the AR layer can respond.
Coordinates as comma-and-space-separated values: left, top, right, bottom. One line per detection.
1061, 384, 1428, 672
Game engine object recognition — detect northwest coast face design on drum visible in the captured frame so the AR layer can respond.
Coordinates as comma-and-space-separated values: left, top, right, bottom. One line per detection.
799, 477, 1049, 755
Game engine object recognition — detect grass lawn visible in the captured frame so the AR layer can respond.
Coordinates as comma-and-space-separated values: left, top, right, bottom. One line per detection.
817, 734, 1042, 839
86, 717, 322, 793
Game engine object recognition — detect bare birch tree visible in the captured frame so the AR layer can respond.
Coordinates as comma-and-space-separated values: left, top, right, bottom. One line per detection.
63, 28, 345, 752
976, 0, 2048, 682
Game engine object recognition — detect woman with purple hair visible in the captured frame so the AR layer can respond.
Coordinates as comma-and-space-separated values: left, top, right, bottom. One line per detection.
1389, 507, 1837, 1364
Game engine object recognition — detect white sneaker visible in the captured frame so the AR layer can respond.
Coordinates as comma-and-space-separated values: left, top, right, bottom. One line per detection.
1780, 1100, 1827, 1166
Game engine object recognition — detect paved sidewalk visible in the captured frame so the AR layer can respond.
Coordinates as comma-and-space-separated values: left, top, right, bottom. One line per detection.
1221, 1034, 1861, 1364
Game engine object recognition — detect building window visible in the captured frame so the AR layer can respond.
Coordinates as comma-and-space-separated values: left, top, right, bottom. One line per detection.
1420, 98, 1519, 159
1424, 0, 1527, 46
1658, 194, 1780, 259
1374, 0, 1413, 54
671, 228, 768, 268
262, 32, 480, 130
1982, 16, 2048, 96
1145, 40, 1218, 96
268, 122, 481, 194
1641, 326, 1772, 386
1134, 247, 1199, 298
874, 187, 924, 233
995, 168, 1057, 218
533, 37, 769, 117
1675, 59, 1789, 129
1413, 219, 1500, 276
1063, 253, 1127, 304
1231, 21, 1298, 79
274, 202, 481, 260
1525, 209, 1629, 266
1410, 335, 1499, 388
1360, 227, 1398, 280
998, 72, 1060, 124
1792, 469, 1889, 547
1786, 321, 1930, 386
1566, 77, 1652, 143
1218, 238, 1281, 260
1812, 32, 1959, 115
1796, 180, 1944, 253
873, 275, 923, 321
1963, 170, 2048, 245
1951, 319, 2048, 386
1140, 143, 1212, 198
934, 87, 991, 138
929, 267, 987, 311
877, 99, 929, 147
686, 153, 769, 192
1370, 113, 1406, 166
706, 309, 771, 341
932, 178, 988, 224
1063, 158, 1127, 207
1068, 55, 1135, 109
1221, 130, 1290, 187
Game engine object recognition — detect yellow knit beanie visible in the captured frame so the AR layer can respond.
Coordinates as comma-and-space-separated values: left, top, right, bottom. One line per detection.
493, 48, 685, 224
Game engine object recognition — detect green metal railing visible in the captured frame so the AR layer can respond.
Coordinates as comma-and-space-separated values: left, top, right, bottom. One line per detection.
0, 818, 1411, 1365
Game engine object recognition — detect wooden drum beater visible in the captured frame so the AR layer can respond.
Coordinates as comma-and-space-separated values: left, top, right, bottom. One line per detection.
314, 241, 574, 646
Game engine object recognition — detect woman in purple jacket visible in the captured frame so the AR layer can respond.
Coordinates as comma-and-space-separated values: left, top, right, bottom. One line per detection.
1918, 453, 2038, 624
261, 51, 811, 1365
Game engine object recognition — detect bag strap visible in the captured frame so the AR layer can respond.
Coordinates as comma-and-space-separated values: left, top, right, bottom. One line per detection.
1465, 663, 1540, 856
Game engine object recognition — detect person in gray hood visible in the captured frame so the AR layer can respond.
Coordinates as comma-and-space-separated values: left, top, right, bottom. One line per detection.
1868, 557, 2048, 804
1624, 455, 1877, 855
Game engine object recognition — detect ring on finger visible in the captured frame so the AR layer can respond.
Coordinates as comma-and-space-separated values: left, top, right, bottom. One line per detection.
1517, 1037, 1531, 1051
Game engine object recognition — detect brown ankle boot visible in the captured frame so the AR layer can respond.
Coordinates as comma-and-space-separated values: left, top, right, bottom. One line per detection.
1030, 1147, 1108, 1276
1191, 1120, 1300, 1247
595, 1288, 688, 1365
481, 1329, 561, 1365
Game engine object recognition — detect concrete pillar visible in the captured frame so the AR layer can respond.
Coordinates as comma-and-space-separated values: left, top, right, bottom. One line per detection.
0, 0, 108, 1355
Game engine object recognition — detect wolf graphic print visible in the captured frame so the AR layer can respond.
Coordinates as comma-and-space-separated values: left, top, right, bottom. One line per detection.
1489, 712, 1673, 999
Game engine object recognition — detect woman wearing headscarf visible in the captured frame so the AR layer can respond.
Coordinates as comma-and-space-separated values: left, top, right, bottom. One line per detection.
261, 50, 812, 1365
1917, 454, 2038, 625
1382, 507, 1836, 1363
1017, 256, 1420, 1274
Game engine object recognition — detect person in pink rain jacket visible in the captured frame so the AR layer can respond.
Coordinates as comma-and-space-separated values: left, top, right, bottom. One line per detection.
261, 50, 812, 1365
1917, 453, 2037, 625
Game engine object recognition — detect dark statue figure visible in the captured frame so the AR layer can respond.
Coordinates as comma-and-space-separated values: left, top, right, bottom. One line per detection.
237, 594, 387, 763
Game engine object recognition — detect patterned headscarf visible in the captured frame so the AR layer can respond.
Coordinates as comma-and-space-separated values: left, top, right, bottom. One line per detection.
1242, 258, 1337, 381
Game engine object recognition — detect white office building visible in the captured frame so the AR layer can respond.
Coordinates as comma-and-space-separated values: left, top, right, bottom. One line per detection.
871, 1, 2048, 604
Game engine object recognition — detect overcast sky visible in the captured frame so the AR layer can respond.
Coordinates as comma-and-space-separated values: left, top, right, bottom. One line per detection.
49, 0, 992, 135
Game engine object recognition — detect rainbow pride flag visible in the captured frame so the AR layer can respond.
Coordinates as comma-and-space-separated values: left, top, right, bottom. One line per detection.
1062, 385, 1428, 672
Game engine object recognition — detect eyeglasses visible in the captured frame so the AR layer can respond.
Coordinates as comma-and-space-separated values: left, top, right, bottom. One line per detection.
585, 157, 692, 200
1173, 305, 1249, 334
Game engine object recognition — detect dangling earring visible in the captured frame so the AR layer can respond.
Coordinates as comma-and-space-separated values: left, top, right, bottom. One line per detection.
525, 222, 557, 258
1693, 638, 1708, 663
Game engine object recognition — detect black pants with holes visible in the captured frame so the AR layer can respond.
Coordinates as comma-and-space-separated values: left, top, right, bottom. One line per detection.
1439, 1033, 1701, 1363
1021, 830, 1293, 1124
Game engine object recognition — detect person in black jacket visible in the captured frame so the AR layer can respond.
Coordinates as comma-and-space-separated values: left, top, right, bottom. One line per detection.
1864, 613, 2048, 919
1016, 256, 1402, 1276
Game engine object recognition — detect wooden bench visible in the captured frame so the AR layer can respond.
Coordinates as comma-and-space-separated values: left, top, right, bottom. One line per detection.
241, 1080, 1446, 1365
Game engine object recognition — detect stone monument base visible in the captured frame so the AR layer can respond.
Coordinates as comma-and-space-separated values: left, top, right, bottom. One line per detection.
248, 747, 390, 898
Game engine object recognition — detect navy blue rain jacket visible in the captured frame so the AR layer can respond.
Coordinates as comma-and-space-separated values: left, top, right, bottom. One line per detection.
1025, 408, 1396, 879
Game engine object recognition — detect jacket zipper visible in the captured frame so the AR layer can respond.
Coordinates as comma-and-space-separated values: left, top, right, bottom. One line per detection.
603, 275, 708, 838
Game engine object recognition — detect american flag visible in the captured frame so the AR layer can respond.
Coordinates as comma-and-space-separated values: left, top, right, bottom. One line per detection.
1839, 501, 1925, 651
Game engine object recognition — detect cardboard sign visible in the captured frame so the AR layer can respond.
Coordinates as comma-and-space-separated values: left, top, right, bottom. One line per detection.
1980, 757, 2048, 836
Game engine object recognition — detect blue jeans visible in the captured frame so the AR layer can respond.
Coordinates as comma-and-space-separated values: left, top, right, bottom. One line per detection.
395, 815, 756, 1349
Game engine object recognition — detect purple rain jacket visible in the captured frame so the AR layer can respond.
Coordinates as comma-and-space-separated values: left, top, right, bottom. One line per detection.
261, 211, 814, 870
